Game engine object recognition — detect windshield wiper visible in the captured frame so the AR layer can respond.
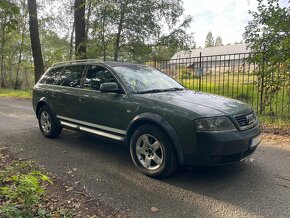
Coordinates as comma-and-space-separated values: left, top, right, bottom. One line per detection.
137, 87, 184, 94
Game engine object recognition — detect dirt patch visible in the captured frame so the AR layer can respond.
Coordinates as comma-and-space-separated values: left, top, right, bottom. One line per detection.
262, 123, 290, 137
0, 146, 129, 217
262, 133, 290, 150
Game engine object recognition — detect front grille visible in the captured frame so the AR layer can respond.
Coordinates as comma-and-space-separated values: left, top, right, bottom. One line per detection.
235, 112, 257, 130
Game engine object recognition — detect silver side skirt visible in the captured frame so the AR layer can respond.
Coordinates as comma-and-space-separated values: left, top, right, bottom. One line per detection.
59, 120, 124, 141
57, 115, 126, 135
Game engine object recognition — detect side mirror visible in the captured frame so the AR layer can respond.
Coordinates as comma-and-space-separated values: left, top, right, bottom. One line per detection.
100, 82, 120, 93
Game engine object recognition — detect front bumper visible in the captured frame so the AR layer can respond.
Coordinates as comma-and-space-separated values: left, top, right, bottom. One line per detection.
184, 123, 262, 165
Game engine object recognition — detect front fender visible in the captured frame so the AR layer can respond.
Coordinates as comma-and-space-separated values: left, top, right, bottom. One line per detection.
126, 113, 184, 165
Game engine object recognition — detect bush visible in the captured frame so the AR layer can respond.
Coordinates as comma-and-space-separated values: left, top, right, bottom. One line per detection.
0, 161, 52, 218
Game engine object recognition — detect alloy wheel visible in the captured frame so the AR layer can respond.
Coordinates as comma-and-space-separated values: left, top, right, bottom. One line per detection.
40, 111, 51, 134
136, 134, 164, 170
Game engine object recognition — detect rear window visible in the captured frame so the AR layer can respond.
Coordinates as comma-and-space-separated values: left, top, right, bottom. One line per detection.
39, 68, 63, 84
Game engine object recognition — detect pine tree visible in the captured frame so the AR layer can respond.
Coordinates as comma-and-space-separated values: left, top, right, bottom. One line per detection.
205, 31, 214, 47
215, 36, 223, 46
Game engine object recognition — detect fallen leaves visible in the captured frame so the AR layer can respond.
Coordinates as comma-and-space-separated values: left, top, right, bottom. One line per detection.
65, 186, 73, 192
150, 206, 159, 213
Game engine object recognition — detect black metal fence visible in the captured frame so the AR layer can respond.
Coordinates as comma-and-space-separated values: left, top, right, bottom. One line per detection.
146, 52, 290, 121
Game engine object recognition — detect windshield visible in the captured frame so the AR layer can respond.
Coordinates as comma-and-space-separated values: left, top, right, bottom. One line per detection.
113, 65, 184, 93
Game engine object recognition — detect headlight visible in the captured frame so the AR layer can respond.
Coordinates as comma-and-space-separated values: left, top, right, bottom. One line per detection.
194, 117, 236, 131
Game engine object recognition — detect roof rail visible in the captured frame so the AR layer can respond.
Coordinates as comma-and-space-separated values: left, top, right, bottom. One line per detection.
51, 59, 104, 67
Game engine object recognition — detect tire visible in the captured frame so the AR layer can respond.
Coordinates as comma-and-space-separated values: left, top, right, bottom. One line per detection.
38, 105, 62, 138
129, 124, 177, 178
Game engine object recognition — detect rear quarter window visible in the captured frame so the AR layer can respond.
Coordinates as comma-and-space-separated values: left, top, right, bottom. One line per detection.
39, 67, 63, 84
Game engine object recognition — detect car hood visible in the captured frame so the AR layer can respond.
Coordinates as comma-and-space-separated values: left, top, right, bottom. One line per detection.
139, 90, 252, 117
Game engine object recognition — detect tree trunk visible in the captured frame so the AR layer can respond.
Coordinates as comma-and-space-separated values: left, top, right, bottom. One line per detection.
101, 7, 106, 61
0, 15, 7, 88
114, 5, 125, 61
15, 24, 25, 89
74, 0, 87, 59
85, 0, 92, 40
28, 0, 44, 84
69, 21, 75, 60
15, 0, 27, 89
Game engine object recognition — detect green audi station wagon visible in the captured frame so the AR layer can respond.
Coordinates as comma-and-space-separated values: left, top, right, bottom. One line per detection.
32, 60, 262, 178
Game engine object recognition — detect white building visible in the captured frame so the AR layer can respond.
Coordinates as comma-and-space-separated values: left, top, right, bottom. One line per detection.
170, 43, 252, 74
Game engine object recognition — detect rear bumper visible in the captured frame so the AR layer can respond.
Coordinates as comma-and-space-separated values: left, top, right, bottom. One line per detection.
184, 123, 262, 165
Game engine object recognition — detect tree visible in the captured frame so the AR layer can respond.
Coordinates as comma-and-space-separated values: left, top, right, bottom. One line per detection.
244, 0, 290, 113
0, 0, 20, 30
14, 0, 27, 89
28, 0, 44, 83
154, 15, 194, 60
205, 31, 214, 47
41, 30, 71, 66
88, 0, 193, 62
74, 0, 86, 59
215, 36, 223, 46
0, 0, 20, 87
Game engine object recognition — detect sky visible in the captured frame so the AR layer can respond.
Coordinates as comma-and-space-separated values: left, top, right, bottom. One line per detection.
182, 0, 288, 47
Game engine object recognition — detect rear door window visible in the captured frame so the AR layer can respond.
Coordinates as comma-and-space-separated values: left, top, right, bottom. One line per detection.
39, 67, 63, 84
56, 65, 85, 87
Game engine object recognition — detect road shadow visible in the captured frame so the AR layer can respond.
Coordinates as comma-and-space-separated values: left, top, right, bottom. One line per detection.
67, 132, 290, 217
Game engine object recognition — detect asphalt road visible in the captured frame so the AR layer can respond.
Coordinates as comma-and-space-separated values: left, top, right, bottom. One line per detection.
0, 97, 289, 217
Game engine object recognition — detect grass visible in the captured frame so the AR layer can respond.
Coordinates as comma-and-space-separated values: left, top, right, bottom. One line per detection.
0, 88, 32, 99
258, 114, 290, 127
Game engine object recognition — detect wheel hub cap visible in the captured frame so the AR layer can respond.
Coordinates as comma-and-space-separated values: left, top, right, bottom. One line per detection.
136, 134, 164, 170
40, 111, 51, 134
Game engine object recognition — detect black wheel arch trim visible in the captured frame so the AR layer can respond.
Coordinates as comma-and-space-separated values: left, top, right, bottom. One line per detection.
35, 97, 56, 119
126, 113, 184, 165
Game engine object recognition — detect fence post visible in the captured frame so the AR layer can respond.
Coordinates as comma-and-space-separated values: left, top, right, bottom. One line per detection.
259, 47, 265, 114
199, 52, 202, 91
154, 57, 157, 69
24, 67, 29, 89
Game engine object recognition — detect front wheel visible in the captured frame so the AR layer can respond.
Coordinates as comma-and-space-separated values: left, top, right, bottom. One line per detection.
130, 124, 177, 178
38, 105, 62, 138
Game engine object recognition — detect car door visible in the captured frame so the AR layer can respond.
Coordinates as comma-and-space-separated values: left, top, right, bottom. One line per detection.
76, 65, 136, 136
52, 65, 86, 120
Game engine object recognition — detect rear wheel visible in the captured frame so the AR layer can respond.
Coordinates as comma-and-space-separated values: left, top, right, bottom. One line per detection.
38, 105, 62, 138
130, 124, 177, 178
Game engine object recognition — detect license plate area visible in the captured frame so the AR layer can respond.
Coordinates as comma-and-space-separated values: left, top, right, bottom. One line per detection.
249, 134, 262, 149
